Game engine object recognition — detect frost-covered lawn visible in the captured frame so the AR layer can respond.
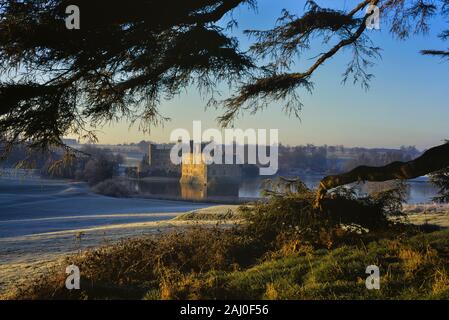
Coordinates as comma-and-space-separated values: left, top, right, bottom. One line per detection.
0, 178, 211, 238
0, 177, 215, 293
0, 206, 235, 295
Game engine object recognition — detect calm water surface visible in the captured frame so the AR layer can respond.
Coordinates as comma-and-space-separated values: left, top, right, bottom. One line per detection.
133, 175, 439, 204
0, 172, 439, 238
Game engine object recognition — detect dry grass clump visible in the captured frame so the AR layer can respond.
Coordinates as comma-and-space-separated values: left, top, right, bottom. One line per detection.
9, 226, 257, 300
432, 269, 449, 295
91, 178, 136, 198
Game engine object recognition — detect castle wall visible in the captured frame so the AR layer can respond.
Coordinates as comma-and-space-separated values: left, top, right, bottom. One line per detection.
180, 153, 241, 185
207, 163, 241, 184
149, 144, 181, 175
180, 153, 207, 185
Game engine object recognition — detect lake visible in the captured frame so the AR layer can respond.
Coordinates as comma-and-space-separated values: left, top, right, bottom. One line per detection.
0, 172, 439, 238
133, 175, 440, 204
0, 177, 211, 238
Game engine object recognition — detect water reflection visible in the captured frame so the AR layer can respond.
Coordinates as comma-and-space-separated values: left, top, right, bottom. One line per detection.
132, 179, 242, 202
132, 175, 439, 204
357, 179, 439, 203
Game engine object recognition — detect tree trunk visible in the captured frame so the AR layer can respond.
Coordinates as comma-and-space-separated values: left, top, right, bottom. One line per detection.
315, 142, 449, 205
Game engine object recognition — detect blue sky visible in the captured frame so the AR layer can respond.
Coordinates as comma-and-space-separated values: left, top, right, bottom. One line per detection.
95, 0, 449, 150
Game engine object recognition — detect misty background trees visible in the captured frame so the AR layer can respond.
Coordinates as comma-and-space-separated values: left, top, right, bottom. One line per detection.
41, 145, 123, 185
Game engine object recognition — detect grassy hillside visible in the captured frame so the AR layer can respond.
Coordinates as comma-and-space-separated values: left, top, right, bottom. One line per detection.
156, 230, 449, 300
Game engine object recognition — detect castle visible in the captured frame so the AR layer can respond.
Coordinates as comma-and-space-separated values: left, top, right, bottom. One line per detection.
148, 143, 180, 176
147, 141, 258, 185
180, 151, 242, 185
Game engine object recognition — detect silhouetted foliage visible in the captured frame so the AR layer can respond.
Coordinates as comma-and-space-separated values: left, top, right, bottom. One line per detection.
421, 0, 449, 59
0, 0, 254, 151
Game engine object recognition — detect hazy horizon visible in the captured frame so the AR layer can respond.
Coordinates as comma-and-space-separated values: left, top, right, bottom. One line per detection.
67, 136, 429, 152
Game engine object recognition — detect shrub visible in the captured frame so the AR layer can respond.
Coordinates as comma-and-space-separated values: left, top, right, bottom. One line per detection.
239, 178, 407, 252
430, 166, 449, 203
91, 179, 136, 197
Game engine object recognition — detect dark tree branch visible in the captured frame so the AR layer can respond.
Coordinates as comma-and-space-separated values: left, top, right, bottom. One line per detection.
315, 142, 449, 205
219, 0, 380, 125
0, 0, 254, 151
421, 49, 449, 58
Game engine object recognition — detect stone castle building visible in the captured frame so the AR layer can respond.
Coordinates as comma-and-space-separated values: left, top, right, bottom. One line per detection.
180, 143, 242, 185
148, 143, 181, 176
148, 141, 255, 184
